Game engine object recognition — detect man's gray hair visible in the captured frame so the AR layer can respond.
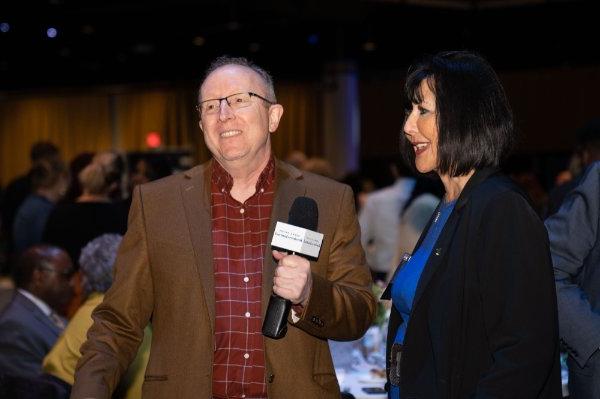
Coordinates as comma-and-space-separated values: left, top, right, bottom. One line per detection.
79, 233, 123, 296
199, 55, 276, 102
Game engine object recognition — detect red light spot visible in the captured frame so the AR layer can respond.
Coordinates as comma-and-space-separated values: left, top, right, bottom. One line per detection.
146, 132, 162, 148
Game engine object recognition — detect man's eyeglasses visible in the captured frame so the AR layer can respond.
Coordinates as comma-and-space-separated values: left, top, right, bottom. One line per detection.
196, 92, 275, 116
38, 266, 75, 279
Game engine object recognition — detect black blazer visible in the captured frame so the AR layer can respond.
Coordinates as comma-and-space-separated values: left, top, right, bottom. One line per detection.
384, 168, 562, 399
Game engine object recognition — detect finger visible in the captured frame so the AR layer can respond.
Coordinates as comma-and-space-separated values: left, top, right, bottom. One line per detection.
281, 255, 310, 270
273, 275, 297, 288
273, 285, 296, 300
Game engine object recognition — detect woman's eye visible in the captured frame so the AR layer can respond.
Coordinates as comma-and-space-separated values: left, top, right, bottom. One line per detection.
418, 106, 428, 115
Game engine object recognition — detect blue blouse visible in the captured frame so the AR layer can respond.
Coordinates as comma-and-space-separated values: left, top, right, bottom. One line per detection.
389, 199, 455, 396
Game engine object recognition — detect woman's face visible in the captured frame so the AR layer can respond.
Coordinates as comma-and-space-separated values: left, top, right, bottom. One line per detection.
403, 79, 439, 174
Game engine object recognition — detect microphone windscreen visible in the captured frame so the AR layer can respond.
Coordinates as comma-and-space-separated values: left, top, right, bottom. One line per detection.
288, 197, 318, 231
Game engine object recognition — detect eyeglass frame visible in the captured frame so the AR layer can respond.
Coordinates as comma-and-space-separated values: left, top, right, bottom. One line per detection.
37, 265, 75, 279
196, 92, 276, 116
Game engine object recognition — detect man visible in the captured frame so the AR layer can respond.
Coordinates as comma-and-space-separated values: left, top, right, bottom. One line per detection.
545, 161, 600, 398
0, 244, 74, 378
546, 119, 600, 217
359, 161, 415, 281
72, 56, 376, 399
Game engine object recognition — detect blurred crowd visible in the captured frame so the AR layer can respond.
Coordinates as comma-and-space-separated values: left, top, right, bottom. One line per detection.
0, 117, 598, 397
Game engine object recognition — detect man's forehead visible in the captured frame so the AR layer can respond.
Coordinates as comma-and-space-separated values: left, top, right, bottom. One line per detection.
201, 64, 265, 95
50, 250, 72, 269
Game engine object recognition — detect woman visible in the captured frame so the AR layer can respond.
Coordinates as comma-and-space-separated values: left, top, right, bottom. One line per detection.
43, 152, 128, 266
384, 51, 561, 398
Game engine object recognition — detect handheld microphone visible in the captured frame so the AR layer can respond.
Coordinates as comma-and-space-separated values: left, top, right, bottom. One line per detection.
262, 197, 320, 339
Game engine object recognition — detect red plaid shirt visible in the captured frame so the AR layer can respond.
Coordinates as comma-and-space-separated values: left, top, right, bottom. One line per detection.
211, 158, 275, 399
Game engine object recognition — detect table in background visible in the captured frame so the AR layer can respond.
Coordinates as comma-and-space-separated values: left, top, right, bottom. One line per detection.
330, 325, 386, 399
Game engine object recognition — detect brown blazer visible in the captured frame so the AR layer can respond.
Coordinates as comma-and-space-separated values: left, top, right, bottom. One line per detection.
71, 160, 376, 399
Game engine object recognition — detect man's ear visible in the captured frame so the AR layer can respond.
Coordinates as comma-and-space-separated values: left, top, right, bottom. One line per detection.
199, 120, 204, 132
268, 104, 284, 133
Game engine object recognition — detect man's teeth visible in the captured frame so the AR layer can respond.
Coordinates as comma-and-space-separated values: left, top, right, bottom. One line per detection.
221, 130, 241, 137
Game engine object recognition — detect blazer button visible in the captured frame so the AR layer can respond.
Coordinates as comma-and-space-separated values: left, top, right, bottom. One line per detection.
267, 373, 275, 383
434, 248, 442, 256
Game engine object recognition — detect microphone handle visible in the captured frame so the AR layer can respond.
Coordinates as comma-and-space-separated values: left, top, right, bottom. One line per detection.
262, 293, 292, 339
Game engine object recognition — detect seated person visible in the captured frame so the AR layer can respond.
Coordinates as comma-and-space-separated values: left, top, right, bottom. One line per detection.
43, 234, 151, 399
0, 245, 74, 378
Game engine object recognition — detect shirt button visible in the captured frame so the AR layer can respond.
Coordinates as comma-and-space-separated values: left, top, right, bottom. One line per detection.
243, 276, 249, 283
244, 353, 250, 359
241, 395, 245, 398
221, 188, 225, 193
245, 311, 251, 318
240, 208, 245, 214
260, 188, 264, 193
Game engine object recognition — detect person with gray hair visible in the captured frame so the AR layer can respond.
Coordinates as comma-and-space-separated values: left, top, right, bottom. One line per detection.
43, 234, 151, 399
78, 233, 121, 296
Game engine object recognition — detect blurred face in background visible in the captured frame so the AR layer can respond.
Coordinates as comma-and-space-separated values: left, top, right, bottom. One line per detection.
36, 249, 75, 311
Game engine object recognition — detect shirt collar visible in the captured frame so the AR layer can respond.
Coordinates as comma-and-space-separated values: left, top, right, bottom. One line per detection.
18, 288, 52, 317
211, 157, 276, 194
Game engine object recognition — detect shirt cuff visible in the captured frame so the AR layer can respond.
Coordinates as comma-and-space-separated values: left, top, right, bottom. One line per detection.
290, 304, 304, 323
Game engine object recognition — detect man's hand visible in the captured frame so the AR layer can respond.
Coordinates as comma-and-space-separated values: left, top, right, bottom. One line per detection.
272, 250, 312, 306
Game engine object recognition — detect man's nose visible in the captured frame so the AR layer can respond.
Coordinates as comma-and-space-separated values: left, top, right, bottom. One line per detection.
218, 99, 235, 121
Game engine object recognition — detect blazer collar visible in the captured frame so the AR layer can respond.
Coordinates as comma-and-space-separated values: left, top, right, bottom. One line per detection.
181, 162, 213, 331
14, 291, 62, 336
454, 167, 501, 211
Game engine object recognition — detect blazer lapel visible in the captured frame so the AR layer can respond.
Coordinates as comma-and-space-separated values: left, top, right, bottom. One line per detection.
411, 210, 460, 310
181, 163, 215, 332
261, 161, 306, 318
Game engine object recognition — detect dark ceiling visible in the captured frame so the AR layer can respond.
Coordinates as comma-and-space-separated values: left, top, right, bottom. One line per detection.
0, 0, 597, 90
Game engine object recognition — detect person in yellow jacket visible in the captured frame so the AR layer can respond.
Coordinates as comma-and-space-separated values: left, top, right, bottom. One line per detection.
43, 233, 151, 399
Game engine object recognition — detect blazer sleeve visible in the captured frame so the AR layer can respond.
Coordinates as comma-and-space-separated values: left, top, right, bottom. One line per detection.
292, 185, 377, 340
545, 162, 600, 367
71, 186, 155, 399
474, 190, 559, 398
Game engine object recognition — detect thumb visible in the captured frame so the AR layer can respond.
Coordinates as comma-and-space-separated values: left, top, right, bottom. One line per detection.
272, 249, 287, 260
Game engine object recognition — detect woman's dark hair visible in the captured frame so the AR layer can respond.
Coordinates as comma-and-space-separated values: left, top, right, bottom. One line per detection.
400, 51, 515, 177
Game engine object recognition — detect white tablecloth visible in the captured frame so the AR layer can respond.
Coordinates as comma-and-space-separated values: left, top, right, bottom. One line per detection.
330, 326, 387, 399
330, 326, 570, 398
